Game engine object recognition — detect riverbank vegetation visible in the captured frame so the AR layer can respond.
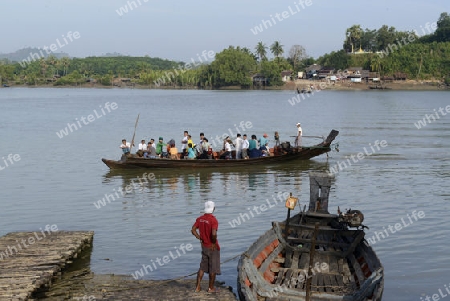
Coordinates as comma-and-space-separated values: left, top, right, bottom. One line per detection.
1, 12, 449, 89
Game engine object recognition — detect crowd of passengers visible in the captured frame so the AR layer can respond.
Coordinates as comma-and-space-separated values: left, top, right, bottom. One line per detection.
119, 130, 281, 160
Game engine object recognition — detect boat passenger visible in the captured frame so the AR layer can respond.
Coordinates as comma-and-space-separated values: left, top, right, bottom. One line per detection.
197, 133, 205, 156
149, 138, 155, 148
120, 139, 131, 154
187, 143, 196, 159
274, 131, 280, 147
168, 140, 179, 159
235, 134, 243, 159
199, 138, 210, 159
137, 139, 147, 157
259, 133, 268, 151
241, 134, 249, 159
199, 133, 205, 147
187, 135, 195, 149
295, 123, 302, 147
220, 137, 232, 159
248, 135, 261, 158
144, 142, 157, 158
156, 137, 168, 158
181, 131, 189, 158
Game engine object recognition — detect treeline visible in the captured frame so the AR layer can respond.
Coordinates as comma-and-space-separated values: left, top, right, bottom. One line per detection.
0, 42, 305, 88
317, 12, 450, 80
1, 12, 449, 88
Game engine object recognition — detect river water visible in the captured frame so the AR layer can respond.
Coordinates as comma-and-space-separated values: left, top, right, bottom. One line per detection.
0, 87, 449, 300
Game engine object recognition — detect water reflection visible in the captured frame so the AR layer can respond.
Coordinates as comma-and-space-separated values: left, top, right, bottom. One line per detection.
101, 160, 331, 215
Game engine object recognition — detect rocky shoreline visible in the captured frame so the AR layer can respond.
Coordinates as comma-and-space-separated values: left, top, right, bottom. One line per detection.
38, 272, 237, 300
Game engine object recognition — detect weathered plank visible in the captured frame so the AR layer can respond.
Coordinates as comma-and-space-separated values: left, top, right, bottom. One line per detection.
0, 231, 94, 300
348, 254, 365, 288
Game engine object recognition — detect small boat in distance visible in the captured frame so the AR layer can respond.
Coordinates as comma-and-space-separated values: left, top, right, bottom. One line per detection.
101, 130, 339, 170
297, 87, 312, 94
368, 85, 391, 90
237, 172, 384, 301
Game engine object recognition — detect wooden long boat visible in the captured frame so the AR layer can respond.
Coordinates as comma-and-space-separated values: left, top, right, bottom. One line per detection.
102, 130, 338, 170
238, 172, 384, 301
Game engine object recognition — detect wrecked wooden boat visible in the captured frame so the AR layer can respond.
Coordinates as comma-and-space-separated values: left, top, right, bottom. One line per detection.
237, 172, 384, 301
102, 130, 338, 170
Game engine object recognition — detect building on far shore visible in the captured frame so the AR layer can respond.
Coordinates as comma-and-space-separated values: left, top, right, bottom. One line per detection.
281, 70, 292, 82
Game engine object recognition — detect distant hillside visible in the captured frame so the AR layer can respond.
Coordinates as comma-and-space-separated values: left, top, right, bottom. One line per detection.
0, 47, 69, 62
99, 52, 126, 57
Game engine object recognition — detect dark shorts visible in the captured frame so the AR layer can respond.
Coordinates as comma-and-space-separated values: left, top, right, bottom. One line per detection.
200, 246, 221, 275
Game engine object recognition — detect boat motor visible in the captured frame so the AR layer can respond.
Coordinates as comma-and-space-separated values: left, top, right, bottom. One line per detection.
337, 207, 367, 229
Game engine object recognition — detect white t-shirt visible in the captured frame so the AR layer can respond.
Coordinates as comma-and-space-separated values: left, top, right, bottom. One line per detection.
298, 126, 303, 136
181, 136, 188, 150
242, 139, 249, 149
235, 137, 243, 150
225, 142, 232, 152
120, 142, 131, 149
138, 143, 147, 151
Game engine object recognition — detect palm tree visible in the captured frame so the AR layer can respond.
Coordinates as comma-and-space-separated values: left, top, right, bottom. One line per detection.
61, 57, 70, 76
39, 58, 48, 81
46, 55, 58, 78
370, 55, 383, 75
255, 42, 267, 62
346, 25, 362, 53
270, 41, 284, 63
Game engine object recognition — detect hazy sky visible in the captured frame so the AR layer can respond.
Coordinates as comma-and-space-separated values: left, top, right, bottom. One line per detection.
0, 0, 447, 62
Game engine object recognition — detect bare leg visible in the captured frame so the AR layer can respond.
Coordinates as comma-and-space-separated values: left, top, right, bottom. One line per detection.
195, 269, 204, 292
208, 272, 216, 291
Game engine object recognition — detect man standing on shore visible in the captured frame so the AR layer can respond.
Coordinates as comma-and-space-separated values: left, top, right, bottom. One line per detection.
191, 201, 221, 293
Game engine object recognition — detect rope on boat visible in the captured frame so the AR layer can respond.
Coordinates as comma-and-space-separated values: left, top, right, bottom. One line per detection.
93, 252, 244, 293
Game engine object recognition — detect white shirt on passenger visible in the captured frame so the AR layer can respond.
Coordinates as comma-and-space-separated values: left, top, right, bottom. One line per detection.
181, 136, 188, 150
120, 142, 131, 149
242, 139, 249, 149
225, 142, 232, 152
235, 137, 243, 150
138, 143, 147, 151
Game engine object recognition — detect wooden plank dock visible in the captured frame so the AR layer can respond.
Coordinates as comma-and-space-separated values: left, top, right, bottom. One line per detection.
0, 230, 94, 300
0, 230, 237, 300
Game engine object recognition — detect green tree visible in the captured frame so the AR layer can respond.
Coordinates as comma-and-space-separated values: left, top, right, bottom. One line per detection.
255, 41, 268, 62
260, 59, 291, 86
210, 46, 257, 87
316, 50, 350, 70
435, 12, 450, 42
376, 25, 397, 51
370, 55, 383, 74
61, 57, 70, 76
270, 41, 284, 63
360, 29, 378, 52
345, 25, 363, 53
